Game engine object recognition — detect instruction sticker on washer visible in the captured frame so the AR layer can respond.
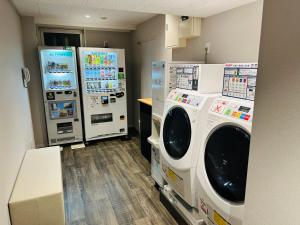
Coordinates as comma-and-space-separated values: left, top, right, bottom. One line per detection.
200, 199, 231, 225
213, 211, 230, 225
162, 163, 184, 196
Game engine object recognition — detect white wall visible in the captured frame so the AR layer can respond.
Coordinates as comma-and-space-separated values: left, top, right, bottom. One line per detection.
131, 15, 171, 129
172, 1, 263, 63
21, 17, 48, 147
244, 0, 300, 224
0, 1, 35, 225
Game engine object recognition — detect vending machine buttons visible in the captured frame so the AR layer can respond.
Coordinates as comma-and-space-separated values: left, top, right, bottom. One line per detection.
46, 92, 55, 100
116, 92, 124, 98
101, 96, 109, 104
65, 91, 72, 95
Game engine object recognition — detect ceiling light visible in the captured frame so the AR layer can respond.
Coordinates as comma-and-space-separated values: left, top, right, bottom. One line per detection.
85, 15, 91, 18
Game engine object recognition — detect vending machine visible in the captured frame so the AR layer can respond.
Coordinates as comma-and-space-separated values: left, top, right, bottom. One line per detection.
78, 48, 128, 141
39, 47, 83, 146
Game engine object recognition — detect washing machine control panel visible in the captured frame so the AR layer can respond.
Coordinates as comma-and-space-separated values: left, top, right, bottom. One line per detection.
168, 90, 203, 107
211, 99, 254, 122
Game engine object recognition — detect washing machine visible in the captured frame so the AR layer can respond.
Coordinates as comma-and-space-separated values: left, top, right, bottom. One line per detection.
195, 63, 258, 225
196, 97, 254, 225
160, 89, 220, 207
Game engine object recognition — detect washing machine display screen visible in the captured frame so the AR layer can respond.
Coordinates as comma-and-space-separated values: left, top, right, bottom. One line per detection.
163, 107, 191, 159
205, 125, 250, 203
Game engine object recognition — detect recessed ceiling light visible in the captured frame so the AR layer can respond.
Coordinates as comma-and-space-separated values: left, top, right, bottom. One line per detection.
100, 16, 107, 20
85, 15, 91, 18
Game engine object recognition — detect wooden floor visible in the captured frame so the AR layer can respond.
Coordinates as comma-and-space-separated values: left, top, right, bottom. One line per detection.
61, 137, 177, 225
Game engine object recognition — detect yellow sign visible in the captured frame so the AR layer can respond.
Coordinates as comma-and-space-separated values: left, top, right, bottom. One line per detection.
213, 211, 229, 225
166, 168, 177, 182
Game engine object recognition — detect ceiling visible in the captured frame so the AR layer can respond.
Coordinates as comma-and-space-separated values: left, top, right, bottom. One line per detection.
12, 0, 257, 30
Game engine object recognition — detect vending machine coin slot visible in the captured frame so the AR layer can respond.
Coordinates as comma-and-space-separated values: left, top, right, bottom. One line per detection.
110, 98, 116, 103
56, 91, 63, 95
120, 115, 125, 120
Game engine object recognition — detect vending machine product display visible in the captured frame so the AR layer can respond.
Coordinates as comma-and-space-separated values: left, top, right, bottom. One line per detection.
39, 47, 83, 146
78, 47, 128, 141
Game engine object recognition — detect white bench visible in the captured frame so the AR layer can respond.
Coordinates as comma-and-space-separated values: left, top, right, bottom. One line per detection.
9, 147, 65, 225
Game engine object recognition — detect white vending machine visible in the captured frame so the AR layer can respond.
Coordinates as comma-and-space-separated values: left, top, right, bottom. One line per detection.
39, 47, 83, 146
78, 48, 128, 141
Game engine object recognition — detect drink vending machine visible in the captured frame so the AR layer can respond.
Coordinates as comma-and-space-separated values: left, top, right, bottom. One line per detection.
78, 47, 128, 141
39, 47, 83, 146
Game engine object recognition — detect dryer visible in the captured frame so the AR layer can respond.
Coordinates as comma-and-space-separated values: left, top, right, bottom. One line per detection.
196, 63, 258, 225
160, 89, 220, 207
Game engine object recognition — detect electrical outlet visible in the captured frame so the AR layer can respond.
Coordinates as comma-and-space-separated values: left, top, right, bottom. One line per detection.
205, 42, 211, 54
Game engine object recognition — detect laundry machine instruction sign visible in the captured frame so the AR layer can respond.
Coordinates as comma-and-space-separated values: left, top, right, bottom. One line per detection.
213, 211, 230, 225
162, 163, 184, 196
222, 63, 258, 101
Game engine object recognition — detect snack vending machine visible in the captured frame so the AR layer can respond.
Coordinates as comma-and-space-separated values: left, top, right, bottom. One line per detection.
39, 47, 83, 146
78, 48, 128, 141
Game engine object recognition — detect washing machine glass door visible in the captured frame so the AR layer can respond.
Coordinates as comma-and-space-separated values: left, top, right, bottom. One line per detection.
205, 125, 250, 203
163, 107, 191, 159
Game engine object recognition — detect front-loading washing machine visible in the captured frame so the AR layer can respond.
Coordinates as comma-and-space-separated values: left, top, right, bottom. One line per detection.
196, 97, 254, 225
195, 63, 258, 225
160, 89, 220, 207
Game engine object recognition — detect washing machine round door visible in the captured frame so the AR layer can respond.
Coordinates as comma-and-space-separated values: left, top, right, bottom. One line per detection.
205, 125, 250, 203
163, 107, 191, 160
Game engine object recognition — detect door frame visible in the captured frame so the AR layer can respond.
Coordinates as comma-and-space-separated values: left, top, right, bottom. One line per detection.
39, 28, 84, 47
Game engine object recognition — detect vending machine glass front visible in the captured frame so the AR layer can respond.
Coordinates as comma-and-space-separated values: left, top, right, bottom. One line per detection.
40, 49, 77, 91
83, 51, 119, 93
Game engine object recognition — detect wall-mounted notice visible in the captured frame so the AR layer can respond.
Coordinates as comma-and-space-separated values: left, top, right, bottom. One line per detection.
222, 63, 258, 101
169, 64, 199, 91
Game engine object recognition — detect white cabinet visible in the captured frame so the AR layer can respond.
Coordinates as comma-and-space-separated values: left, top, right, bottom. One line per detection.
165, 15, 201, 49
9, 147, 65, 225
165, 15, 186, 49
179, 17, 201, 38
